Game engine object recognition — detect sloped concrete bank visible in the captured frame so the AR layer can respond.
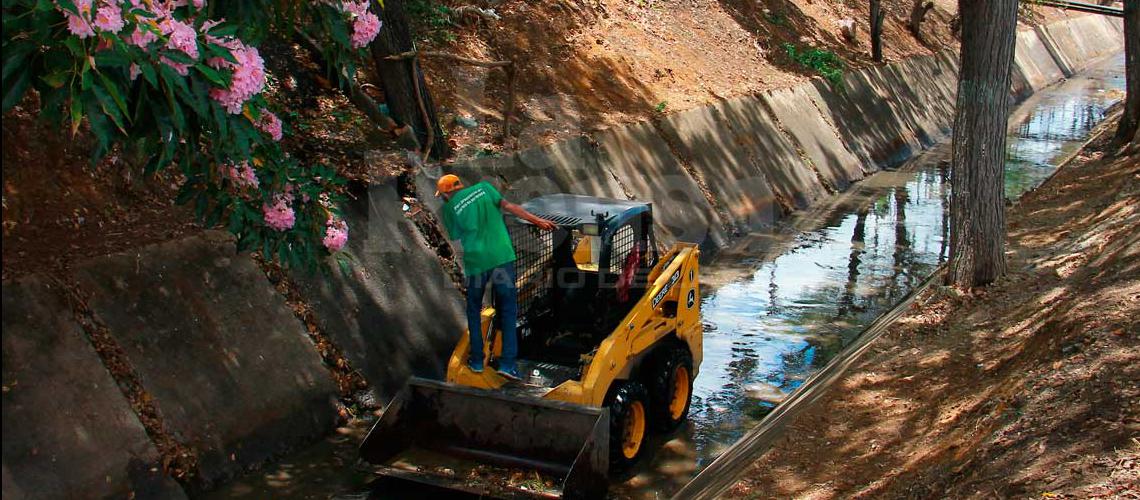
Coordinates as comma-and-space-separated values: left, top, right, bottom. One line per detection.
427, 16, 1121, 255
1, 14, 1123, 499
2, 180, 465, 498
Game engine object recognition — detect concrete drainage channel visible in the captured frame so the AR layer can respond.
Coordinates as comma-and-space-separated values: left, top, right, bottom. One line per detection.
0, 14, 1124, 499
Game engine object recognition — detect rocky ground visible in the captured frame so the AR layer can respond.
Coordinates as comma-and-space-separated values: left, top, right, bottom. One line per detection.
726, 119, 1139, 498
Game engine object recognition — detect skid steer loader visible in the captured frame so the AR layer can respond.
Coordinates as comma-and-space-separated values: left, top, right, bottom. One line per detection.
360, 194, 703, 499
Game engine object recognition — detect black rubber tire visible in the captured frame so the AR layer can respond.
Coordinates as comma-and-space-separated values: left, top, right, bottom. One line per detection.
646, 345, 694, 432
606, 380, 651, 471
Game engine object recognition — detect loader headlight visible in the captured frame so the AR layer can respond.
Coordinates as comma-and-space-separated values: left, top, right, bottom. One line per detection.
582, 223, 599, 236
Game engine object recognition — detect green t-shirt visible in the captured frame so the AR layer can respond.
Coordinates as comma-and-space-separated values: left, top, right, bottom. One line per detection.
441, 181, 516, 276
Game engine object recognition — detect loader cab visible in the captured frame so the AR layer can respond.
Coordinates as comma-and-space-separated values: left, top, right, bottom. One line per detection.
503, 194, 659, 368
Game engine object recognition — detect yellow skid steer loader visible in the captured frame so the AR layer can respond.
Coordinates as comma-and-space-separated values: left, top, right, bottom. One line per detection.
360, 194, 703, 498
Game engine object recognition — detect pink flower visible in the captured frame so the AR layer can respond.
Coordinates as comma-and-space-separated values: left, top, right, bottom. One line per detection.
93, 3, 124, 33
342, 1, 369, 17
128, 26, 159, 48
65, 12, 96, 38
254, 109, 283, 141
129, 63, 141, 81
160, 56, 190, 75
222, 161, 259, 189
160, 17, 198, 59
262, 197, 295, 231
193, 0, 206, 8
208, 42, 265, 114
322, 216, 349, 252
350, 11, 381, 48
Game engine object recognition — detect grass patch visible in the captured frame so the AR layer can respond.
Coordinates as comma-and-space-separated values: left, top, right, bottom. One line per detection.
783, 43, 845, 87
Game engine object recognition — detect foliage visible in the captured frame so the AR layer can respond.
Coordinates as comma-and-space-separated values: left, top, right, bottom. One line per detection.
406, 0, 456, 43
1, 0, 382, 269
654, 100, 667, 113
783, 43, 845, 87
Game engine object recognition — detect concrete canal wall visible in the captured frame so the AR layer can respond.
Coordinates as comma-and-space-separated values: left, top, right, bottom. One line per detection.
1, 14, 1123, 499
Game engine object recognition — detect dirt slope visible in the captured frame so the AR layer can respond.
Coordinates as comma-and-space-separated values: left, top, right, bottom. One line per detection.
726, 123, 1140, 498
420, 0, 962, 152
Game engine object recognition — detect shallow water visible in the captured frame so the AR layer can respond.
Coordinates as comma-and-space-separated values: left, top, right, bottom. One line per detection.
617, 52, 1126, 498
206, 53, 1126, 500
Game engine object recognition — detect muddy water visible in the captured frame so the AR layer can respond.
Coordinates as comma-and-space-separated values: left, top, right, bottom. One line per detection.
206, 54, 1125, 500
615, 52, 1127, 498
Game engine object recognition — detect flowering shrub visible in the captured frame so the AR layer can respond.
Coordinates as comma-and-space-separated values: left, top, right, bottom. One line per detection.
2, 0, 385, 267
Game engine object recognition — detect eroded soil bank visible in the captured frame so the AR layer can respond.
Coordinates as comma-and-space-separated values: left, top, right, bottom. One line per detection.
726, 119, 1139, 498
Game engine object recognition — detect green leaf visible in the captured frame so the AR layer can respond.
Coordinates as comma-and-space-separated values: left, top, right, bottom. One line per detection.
2, 66, 30, 112
205, 43, 239, 65
91, 83, 127, 134
130, 7, 158, 18
39, 71, 69, 89
205, 202, 225, 227
161, 50, 197, 65
55, 0, 78, 15
96, 71, 129, 119
69, 93, 83, 134
206, 23, 239, 37
212, 97, 228, 138
2, 42, 33, 83
336, 253, 352, 277
175, 183, 197, 205
84, 97, 113, 160
80, 67, 92, 91
227, 207, 244, 233
139, 61, 157, 87
194, 63, 226, 86
93, 50, 131, 68
63, 37, 84, 57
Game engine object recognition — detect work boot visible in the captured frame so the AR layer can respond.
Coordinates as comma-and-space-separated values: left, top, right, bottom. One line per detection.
497, 366, 521, 381
467, 358, 483, 373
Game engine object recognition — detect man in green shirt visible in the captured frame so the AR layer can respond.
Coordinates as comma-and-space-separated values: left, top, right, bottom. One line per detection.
437, 174, 555, 380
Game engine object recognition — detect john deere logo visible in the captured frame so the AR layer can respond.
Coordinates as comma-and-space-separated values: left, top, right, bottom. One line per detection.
687, 289, 696, 309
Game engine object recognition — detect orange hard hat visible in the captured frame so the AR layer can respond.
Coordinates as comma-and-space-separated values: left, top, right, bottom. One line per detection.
435, 174, 463, 196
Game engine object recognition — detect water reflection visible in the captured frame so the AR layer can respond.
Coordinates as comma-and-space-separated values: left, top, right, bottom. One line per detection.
618, 52, 1125, 499
1006, 54, 1126, 199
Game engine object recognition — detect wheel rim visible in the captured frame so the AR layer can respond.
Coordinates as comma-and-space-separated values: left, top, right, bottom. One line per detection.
622, 401, 646, 459
669, 365, 690, 420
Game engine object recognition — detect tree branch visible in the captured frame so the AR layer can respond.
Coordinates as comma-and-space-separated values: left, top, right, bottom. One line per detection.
410, 58, 435, 161
294, 31, 421, 150
385, 50, 512, 68
451, 5, 501, 22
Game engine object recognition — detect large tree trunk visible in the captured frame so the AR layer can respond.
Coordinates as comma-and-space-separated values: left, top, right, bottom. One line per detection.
370, 0, 450, 159
1113, 0, 1139, 148
870, 0, 886, 62
947, 0, 1018, 288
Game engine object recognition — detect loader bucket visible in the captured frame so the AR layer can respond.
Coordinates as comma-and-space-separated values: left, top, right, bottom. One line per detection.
360, 377, 610, 499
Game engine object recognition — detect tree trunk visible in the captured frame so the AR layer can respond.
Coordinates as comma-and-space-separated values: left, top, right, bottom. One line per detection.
870, 0, 886, 62
947, 0, 1017, 288
837, 206, 868, 318
370, 0, 450, 159
1113, 0, 1139, 149
909, 0, 934, 43
891, 186, 911, 295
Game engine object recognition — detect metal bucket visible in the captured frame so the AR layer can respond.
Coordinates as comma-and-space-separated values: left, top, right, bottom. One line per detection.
360, 378, 610, 499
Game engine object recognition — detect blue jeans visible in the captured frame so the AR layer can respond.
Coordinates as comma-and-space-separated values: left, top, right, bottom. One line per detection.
466, 262, 518, 371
